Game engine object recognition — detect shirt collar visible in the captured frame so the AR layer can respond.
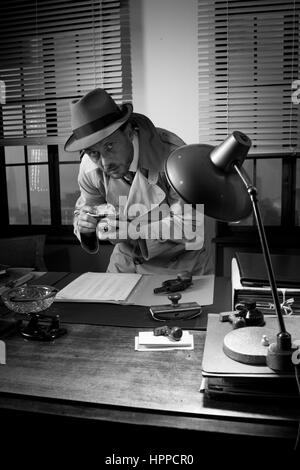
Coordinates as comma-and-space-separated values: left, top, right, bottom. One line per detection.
129, 132, 139, 172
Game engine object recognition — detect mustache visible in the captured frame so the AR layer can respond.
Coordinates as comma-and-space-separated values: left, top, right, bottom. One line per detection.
103, 165, 119, 173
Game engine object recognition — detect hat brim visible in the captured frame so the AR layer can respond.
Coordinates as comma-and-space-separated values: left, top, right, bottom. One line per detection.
64, 103, 133, 152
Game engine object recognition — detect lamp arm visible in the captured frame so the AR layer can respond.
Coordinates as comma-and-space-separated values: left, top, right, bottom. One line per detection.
233, 164, 289, 339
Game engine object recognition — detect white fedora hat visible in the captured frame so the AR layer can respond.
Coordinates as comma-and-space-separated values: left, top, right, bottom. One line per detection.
64, 88, 133, 152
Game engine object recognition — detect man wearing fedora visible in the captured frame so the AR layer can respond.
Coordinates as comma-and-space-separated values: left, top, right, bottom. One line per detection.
64, 88, 214, 274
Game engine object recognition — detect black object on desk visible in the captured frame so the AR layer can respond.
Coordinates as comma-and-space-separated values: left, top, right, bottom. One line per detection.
19, 313, 67, 341
149, 293, 201, 321
235, 252, 300, 288
153, 271, 193, 294
153, 325, 183, 341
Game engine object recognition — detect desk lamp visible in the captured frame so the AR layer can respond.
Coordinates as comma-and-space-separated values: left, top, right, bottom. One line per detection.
165, 131, 296, 371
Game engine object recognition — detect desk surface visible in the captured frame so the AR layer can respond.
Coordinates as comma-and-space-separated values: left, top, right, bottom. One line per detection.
33, 273, 231, 329
0, 273, 298, 447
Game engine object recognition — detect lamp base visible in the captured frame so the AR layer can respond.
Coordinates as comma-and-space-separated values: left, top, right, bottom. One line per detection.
266, 340, 297, 372
223, 326, 274, 365
223, 326, 297, 371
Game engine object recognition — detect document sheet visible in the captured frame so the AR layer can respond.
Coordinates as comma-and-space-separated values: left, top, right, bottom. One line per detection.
55, 272, 142, 303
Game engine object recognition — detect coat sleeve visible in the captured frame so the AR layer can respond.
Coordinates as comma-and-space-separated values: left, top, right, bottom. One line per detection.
73, 155, 107, 253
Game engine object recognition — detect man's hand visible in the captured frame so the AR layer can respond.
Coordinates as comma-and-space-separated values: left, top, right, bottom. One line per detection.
96, 216, 119, 241
77, 205, 99, 234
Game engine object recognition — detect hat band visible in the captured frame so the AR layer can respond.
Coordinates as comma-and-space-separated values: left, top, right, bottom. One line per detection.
73, 110, 124, 140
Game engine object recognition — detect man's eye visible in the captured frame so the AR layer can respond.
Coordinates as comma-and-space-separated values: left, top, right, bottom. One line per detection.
105, 143, 113, 152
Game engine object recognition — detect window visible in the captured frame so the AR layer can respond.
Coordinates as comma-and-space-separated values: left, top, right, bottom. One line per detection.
0, 0, 132, 235
5, 146, 51, 225
198, 0, 300, 231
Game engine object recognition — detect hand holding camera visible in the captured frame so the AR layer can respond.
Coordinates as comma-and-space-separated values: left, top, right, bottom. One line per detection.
86, 204, 119, 240
78, 203, 116, 235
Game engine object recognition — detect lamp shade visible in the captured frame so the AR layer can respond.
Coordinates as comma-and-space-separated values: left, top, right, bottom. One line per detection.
165, 132, 253, 222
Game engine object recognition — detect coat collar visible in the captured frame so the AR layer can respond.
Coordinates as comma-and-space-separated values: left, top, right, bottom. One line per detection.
131, 113, 170, 173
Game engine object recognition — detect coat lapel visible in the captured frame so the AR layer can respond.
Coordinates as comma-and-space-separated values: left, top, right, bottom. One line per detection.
124, 169, 165, 218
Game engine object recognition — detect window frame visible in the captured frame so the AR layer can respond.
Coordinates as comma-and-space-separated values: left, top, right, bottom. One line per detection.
217, 152, 300, 234
0, 144, 81, 238
198, 0, 300, 250
0, 0, 132, 239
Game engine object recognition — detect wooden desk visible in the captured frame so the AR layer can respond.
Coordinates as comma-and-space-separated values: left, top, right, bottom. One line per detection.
0, 274, 299, 459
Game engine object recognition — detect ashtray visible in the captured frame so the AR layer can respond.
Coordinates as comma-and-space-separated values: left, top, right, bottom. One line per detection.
1, 285, 58, 314
1, 285, 67, 341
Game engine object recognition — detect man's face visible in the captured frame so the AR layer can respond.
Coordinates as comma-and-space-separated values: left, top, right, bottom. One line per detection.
84, 125, 134, 179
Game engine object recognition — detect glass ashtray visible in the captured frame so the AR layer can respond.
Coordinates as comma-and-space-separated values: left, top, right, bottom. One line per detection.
1, 285, 58, 315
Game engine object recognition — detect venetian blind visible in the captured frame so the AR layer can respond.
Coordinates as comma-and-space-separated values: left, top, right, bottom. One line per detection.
0, 0, 132, 145
198, 0, 300, 153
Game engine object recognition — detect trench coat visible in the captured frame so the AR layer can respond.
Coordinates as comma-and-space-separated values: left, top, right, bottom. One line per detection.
73, 113, 215, 275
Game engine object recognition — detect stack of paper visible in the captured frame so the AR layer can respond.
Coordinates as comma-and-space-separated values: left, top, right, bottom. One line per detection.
135, 331, 194, 351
